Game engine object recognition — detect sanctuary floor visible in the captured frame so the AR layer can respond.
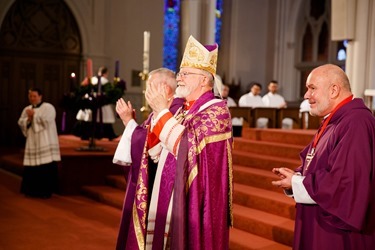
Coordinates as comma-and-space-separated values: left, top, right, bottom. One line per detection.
0, 162, 121, 250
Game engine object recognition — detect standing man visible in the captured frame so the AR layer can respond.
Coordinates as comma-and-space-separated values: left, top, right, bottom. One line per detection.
113, 68, 184, 249
272, 64, 375, 249
92, 66, 117, 140
75, 66, 118, 140
18, 87, 61, 198
145, 35, 233, 249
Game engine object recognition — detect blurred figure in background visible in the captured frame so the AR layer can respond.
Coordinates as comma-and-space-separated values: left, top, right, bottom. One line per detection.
262, 80, 292, 129
217, 75, 237, 107
18, 87, 61, 198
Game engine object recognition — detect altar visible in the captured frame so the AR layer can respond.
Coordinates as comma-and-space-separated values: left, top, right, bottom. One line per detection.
58, 135, 124, 195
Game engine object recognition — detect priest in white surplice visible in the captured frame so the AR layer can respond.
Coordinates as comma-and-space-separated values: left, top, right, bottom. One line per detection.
18, 87, 60, 198
238, 81, 267, 127
262, 80, 293, 129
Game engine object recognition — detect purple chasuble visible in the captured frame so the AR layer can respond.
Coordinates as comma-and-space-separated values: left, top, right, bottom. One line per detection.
293, 98, 375, 250
116, 97, 184, 250
170, 91, 233, 249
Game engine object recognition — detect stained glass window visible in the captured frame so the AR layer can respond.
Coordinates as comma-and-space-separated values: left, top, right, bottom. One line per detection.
215, 0, 223, 46
337, 40, 348, 61
163, 0, 224, 71
163, 0, 180, 72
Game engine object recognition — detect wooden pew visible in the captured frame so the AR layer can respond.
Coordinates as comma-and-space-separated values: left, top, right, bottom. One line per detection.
301, 111, 322, 129
251, 107, 277, 128
229, 107, 318, 129
229, 107, 252, 126
277, 107, 301, 128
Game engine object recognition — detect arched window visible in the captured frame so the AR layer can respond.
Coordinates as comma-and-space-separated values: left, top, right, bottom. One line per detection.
0, 0, 82, 146
296, 0, 345, 98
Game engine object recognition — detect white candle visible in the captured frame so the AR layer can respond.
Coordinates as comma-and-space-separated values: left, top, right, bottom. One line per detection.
143, 31, 150, 73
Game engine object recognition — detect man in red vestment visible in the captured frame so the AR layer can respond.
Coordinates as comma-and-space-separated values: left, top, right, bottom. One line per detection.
272, 64, 375, 249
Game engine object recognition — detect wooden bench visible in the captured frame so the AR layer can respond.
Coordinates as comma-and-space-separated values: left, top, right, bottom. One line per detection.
277, 107, 301, 128
229, 107, 252, 125
229, 106, 322, 129
301, 111, 322, 129
251, 107, 277, 128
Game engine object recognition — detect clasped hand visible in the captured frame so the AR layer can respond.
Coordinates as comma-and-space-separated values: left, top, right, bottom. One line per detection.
271, 167, 295, 190
26, 109, 34, 121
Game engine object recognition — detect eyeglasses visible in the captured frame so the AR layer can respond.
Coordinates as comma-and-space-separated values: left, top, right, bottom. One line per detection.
176, 71, 206, 78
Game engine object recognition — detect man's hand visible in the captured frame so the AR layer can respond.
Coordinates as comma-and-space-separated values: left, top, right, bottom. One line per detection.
116, 98, 134, 127
145, 81, 169, 117
271, 167, 295, 190
26, 108, 34, 121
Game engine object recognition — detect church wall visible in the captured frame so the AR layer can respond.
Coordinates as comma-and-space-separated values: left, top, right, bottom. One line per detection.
63, 0, 164, 88
0, 0, 164, 136
65, 0, 165, 133
219, 0, 277, 97
346, 0, 375, 103
272, 0, 303, 102
1, 0, 374, 137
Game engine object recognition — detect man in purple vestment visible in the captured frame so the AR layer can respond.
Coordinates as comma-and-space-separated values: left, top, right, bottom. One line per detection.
145, 35, 233, 249
113, 68, 184, 250
272, 64, 375, 249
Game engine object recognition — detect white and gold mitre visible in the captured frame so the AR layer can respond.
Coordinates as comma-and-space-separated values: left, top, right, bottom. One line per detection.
180, 35, 218, 75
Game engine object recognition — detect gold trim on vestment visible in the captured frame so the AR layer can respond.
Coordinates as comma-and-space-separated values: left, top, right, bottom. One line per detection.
187, 164, 198, 190
133, 138, 149, 249
132, 202, 145, 249
196, 131, 232, 154
186, 131, 232, 190
227, 139, 234, 227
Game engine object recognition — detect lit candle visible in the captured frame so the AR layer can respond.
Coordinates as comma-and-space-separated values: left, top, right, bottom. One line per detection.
143, 31, 150, 73
87, 58, 93, 79
70, 72, 76, 90
115, 60, 120, 78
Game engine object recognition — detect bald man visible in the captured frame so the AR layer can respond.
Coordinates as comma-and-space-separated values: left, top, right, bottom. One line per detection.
272, 64, 375, 249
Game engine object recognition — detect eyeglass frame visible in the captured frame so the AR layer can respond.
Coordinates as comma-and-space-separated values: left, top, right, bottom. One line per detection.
176, 71, 206, 78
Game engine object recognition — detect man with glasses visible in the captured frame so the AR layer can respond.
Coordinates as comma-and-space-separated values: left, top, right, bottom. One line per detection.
145, 35, 233, 249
